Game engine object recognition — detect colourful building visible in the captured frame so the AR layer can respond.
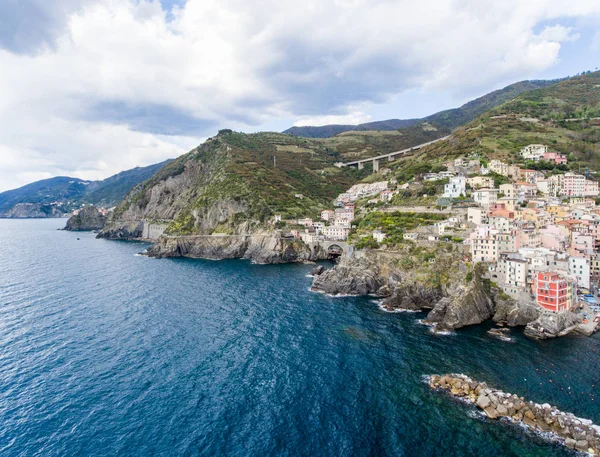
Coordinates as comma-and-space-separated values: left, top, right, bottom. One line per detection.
535, 272, 573, 313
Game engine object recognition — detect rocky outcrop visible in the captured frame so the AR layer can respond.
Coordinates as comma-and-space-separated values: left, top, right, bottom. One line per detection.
311, 256, 388, 296
524, 311, 583, 339
96, 220, 145, 240
380, 283, 442, 311
429, 374, 600, 455
1, 203, 65, 218
312, 254, 545, 333
424, 269, 494, 330
310, 265, 325, 276
493, 296, 541, 327
144, 233, 327, 264
64, 206, 106, 231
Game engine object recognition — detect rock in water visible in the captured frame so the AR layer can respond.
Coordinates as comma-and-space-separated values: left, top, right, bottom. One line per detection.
524, 311, 582, 339
493, 297, 540, 327
64, 206, 106, 231
311, 256, 385, 296
429, 373, 600, 455
311, 265, 325, 276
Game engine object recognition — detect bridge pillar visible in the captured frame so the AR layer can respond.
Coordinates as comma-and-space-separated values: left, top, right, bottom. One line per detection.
358, 162, 364, 170
372, 159, 380, 172
388, 155, 395, 162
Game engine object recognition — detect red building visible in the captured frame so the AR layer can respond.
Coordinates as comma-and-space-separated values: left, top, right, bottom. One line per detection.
535, 272, 572, 313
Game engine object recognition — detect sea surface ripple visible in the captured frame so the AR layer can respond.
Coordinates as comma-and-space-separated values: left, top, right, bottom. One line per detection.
0, 219, 598, 456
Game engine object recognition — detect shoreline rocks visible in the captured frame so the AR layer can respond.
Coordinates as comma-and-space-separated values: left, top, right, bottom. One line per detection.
429, 373, 600, 455
142, 233, 328, 265
310, 252, 593, 339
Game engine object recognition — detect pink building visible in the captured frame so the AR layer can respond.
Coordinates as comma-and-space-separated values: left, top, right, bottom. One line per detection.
563, 173, 586, 196
543, 152, 568, 165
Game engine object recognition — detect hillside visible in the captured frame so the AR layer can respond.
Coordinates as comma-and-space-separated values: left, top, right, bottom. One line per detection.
0, 160, 172, 218
380, 71, 600, 176
283, 79, 559, 139
102, 130, 365, 237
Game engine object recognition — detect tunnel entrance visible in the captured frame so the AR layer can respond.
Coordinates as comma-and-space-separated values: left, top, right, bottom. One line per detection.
327, 244, 344, 260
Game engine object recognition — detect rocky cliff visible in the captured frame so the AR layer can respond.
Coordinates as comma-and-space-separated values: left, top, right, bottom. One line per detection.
2, 203, 65, 218
146, 232, 327, 264
312, 251, 540, 332
64, 206, 107, 231
98, 131, 359, 249
523, 311, 583, 339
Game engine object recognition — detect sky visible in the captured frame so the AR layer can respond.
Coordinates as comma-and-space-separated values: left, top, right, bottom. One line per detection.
0, 0, 599, 192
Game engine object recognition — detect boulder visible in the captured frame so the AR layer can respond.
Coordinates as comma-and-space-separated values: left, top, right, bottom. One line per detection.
476, 395, 491, 409
311, 265, 325, 276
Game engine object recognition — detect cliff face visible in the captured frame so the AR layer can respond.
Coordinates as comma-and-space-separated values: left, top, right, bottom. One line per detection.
64, 206, 107, 231
2, 203, 65, 218
98, 131, 359, 242
312, 252, 539, 331
146, 232, 327, 264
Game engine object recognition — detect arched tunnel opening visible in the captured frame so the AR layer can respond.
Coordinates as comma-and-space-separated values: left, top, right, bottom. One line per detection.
327, 245, 344, 261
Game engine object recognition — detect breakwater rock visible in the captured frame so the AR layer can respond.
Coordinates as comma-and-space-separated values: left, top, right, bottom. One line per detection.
429, 373, 600, 455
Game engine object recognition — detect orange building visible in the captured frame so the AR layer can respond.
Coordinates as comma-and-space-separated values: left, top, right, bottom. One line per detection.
535, 272, 573, 313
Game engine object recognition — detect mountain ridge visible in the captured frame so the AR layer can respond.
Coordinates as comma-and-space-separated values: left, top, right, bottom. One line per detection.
0, 160, 173, 218
284, 79, 561, 138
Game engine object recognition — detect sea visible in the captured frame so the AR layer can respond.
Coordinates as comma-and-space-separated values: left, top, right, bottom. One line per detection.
0, 219, 599, 456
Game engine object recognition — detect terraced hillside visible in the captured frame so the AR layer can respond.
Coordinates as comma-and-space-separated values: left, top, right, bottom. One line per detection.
382, 71, 600, 175
105, 130, 366, 236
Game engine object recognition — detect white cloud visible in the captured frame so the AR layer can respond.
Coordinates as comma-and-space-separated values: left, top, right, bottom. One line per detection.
294, 111, 372, 127
1, 0, 600, 191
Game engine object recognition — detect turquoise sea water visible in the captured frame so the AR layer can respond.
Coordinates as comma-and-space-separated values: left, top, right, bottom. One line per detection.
0, 219, 599, 456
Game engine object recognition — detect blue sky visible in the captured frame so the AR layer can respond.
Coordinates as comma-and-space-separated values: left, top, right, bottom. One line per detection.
0, 0, 599, 191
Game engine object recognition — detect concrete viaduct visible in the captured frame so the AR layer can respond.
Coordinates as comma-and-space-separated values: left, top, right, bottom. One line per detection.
336, 135, 450, 172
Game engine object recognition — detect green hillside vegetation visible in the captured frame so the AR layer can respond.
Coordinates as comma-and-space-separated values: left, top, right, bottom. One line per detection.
0, 177, 89, 214
351, 211, 446, 248
283, 79, 558, 139
0, 160, 172, 217
118, 130, 367, 235
317, 124, 444, 161
380, 71, 600, 176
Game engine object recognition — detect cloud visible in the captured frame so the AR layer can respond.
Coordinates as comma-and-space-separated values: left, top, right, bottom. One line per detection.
293, 111, 372, 127
1, 0, 600, 191
0, 0, 91, 54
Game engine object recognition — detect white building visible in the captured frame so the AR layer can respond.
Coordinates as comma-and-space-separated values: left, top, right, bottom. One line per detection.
443, 176, 466, 198
470, 225, 499, 263
321, 210, 334, 221
488, 160, 509, 176
568, 256, 591, 289
473, 188, 499, 209
467, 207, 485, 225
584, 180, 599, 197
521, 144, 547, 161
324, 226, 350, 241
496, 253, 529, 297
467, 176, 494, 189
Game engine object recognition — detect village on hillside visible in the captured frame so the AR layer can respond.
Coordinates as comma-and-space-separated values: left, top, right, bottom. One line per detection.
281, 143, 600, 327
